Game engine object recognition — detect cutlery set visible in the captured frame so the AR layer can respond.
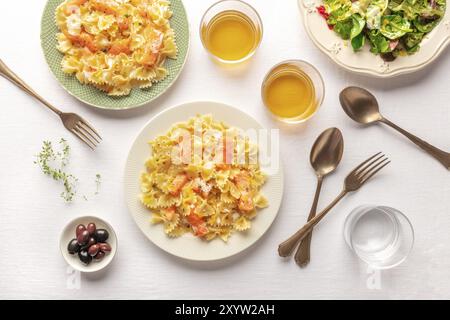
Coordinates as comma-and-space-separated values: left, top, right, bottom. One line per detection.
279, 151, 391, 265
279, 85, 448, 267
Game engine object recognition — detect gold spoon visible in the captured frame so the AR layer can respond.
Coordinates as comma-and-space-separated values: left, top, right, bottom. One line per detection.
278, 128, 344, 262
340, 86, 449, 170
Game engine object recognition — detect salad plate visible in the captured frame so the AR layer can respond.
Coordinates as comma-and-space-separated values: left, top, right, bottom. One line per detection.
298, 0, 450, 77
124, 101, 284, 261
40, 0, 190, 110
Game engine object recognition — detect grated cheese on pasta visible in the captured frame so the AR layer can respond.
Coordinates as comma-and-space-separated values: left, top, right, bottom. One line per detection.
140, 115, 269, 242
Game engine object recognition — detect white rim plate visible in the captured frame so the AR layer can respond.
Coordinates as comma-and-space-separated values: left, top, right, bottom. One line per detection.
124, 101, 284, 261
298, 0, 450, 77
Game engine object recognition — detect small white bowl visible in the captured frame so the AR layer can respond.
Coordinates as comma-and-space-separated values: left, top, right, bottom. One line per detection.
60, 216, 117, 273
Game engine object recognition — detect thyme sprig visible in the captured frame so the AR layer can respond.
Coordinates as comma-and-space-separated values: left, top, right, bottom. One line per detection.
35, 139, 102, 202
35, 138, 77, 202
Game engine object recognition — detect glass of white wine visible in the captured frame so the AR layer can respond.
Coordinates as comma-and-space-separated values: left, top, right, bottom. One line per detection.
261, 60, 325, 124
200, 0, 263, 64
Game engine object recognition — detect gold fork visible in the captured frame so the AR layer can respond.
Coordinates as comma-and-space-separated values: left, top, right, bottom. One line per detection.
0, 58, 101, 149
278, 152, 391, 259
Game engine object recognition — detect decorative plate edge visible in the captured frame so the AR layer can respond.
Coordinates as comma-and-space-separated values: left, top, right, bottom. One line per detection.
298, 0, 450, 78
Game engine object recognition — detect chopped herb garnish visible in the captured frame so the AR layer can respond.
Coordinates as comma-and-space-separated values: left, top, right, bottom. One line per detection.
35, 139, 77, 202
35, 139, 102, 203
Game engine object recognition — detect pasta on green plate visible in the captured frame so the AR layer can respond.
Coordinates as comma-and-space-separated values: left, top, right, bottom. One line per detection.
41, 0, 189, 109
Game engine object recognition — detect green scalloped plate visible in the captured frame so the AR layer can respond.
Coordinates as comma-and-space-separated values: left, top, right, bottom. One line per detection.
40, 0, 189, 110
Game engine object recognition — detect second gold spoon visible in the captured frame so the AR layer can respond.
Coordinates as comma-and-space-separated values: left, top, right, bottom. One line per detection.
278, 128, 344, 264
340, 86, 449, 170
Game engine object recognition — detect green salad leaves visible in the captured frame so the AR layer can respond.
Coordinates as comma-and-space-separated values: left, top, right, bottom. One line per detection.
320, 0, 446, 60
380, 15, 413, 39
351, 14, 366, 50
332, 13, 366, 50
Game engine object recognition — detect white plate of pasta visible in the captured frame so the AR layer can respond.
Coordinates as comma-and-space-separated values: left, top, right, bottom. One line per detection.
124, 101, 284, 261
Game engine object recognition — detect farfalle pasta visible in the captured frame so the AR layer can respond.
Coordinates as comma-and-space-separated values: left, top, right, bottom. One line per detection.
55, 0, 178, 96
140, 115, 269, 242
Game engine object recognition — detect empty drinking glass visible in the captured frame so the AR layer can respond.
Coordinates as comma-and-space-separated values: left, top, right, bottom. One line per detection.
343, 205, 414, 269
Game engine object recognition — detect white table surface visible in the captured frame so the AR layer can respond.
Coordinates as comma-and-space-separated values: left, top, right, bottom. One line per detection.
1, 0, 449, 300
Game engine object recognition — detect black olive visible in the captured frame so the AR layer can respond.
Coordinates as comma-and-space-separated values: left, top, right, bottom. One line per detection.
77, 230, 90, 246
67, 239, 80, 255
94, 229, 109, 242
78, 250, 92, 265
